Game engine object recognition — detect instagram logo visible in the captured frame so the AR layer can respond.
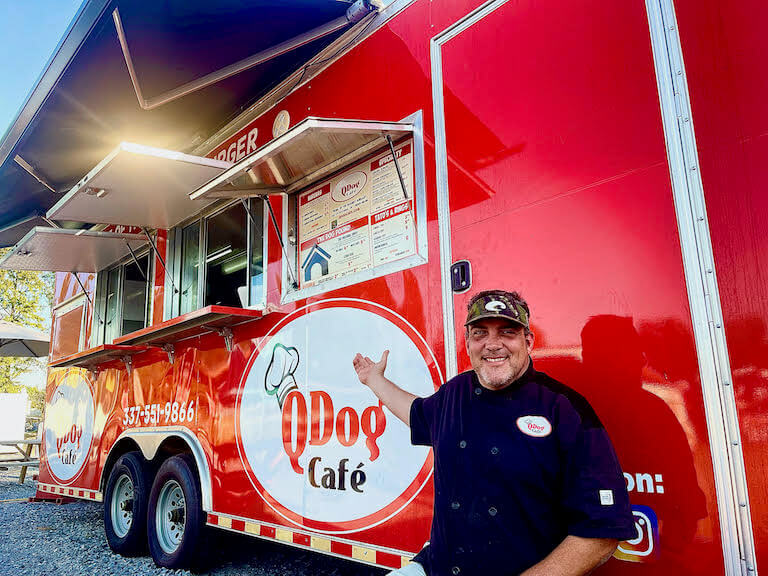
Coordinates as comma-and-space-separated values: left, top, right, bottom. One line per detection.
614, 505, 659, 563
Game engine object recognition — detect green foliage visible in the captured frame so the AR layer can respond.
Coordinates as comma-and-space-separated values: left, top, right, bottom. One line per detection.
0, 248, 54, 394
26, 385, 46, 418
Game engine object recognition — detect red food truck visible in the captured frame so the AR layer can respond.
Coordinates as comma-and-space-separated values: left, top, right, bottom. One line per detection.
0, 0, 765, 574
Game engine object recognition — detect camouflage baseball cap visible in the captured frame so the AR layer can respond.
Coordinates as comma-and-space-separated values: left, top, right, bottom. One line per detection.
465, 290, 530, 329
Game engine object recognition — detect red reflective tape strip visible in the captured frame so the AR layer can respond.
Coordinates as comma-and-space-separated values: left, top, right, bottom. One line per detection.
376, 551, 402, 569
331, 541, 352, 557
205, 513, 401, 566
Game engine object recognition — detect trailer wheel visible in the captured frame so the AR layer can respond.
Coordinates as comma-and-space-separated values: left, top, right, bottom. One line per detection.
147, 454, 206, 569
104, 452, 150, 555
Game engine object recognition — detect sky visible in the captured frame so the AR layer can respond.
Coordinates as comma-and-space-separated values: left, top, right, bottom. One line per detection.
0, 0, 83, 139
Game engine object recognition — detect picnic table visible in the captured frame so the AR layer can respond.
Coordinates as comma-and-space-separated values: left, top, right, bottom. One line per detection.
0, 439, 41, 483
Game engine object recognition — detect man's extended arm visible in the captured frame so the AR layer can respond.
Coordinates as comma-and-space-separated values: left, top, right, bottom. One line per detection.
520, 536, 618, 576
353, 351, 416, 426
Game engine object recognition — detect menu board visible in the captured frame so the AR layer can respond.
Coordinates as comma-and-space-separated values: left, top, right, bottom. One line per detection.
297, 140, 416, 289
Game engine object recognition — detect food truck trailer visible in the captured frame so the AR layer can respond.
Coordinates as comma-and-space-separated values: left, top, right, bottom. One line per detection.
0, 0, 765, 573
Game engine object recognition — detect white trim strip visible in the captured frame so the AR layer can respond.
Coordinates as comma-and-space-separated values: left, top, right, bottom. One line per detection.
645, 0, 756, 574
430, 0, 510, 379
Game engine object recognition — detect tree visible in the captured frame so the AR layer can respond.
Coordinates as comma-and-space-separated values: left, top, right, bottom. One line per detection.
0, 248, 54, 402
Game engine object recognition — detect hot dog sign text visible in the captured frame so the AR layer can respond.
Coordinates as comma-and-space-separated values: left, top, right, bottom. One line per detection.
44, 371, 95, 484
236, 299, 440, 532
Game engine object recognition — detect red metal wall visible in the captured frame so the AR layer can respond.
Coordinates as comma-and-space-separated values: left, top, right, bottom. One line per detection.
436, 1, 723, 573
675, 0, 768, 568
40, 0, 751, 572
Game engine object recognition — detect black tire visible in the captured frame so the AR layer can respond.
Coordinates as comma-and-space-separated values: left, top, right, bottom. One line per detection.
147, 454, 207, 570
104, 451, 150, 556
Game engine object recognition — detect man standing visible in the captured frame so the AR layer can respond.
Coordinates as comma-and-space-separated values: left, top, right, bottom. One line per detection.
353, 290, 635, 576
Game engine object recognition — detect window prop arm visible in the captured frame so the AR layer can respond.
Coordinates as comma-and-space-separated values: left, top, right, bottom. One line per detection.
124, 241, 147, 281
142, 228, 179, 294
386, 135, 409, 201
255, 197, 298, 289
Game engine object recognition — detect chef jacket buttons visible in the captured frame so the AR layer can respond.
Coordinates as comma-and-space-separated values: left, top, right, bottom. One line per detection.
474, 388, 482, 396
452, 567, 461, 575
451, 501, 461, 510
459, 440, 467, 448
488, 506, 498, 516
491, 446, 499, 455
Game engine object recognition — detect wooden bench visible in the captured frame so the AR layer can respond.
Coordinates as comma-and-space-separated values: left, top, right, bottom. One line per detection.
0, 439, 41, 484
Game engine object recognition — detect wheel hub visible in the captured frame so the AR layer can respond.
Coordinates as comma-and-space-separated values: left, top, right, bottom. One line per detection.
110, 473, 135, 539
155, 479, 186, 554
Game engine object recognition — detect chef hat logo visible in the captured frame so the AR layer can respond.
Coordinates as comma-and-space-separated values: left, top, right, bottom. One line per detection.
264, 343, 300, 409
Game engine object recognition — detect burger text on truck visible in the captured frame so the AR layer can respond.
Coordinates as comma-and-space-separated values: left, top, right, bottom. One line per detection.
0, 0, 765, 574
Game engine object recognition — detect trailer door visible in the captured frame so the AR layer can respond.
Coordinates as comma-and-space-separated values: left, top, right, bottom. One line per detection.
432, 1, 727, 574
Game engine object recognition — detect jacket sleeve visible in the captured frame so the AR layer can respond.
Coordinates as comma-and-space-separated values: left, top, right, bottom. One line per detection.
409, 384, 446, 447
557, 394, 637, 540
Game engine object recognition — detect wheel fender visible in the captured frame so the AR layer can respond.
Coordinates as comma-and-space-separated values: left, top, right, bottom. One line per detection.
101, 427, 213, 511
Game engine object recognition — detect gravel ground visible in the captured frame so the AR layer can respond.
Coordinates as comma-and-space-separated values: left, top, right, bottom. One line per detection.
0, 468, 388, 576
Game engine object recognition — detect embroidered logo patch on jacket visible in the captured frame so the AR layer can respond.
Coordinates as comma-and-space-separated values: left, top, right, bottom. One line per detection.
516, 416, 552, 437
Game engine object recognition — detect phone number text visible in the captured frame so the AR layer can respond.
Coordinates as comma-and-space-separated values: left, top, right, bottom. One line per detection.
122, 401, 195, 427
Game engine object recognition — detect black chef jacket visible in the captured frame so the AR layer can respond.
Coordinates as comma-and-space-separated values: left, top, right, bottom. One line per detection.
409, 361, 635, 576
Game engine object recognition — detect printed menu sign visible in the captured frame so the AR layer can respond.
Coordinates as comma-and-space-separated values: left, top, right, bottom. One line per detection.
297, 140, 416, 289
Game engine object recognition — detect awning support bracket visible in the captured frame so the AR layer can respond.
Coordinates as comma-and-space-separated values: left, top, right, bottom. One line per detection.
142, 228, 179, 294
163, 344, 175, 365
216, 327, 233, 352
13, 155, 56, 193
113, 1, 377, 111
122, 355, 133, 376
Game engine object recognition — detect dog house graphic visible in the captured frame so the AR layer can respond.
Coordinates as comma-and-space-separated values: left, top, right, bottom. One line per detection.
301, 244, 331, 282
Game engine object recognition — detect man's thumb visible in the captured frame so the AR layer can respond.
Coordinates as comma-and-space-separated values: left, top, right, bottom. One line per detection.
379, 350, 390, 366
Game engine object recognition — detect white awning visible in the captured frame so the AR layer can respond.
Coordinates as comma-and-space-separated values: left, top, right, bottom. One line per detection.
189, 117, 414, 200
0, 227, 147, 272
47, 142, 232, 229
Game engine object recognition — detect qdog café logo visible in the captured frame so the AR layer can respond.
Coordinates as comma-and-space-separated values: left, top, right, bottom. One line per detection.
44, 371, 95, 484
614, 505, 659, 563
236, 300, 440, 532
266, 344, 386, 491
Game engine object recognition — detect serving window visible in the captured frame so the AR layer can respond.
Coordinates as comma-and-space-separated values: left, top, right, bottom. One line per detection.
284, 133, 426, 302
184, 113, 426, 304
167, 197, 266, 318
91, 250, 153, 346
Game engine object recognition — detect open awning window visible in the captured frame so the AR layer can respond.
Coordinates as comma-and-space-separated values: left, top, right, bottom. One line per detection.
189, 118, 414, 200
0, 227, 147, 273
47, 142, 232, 229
